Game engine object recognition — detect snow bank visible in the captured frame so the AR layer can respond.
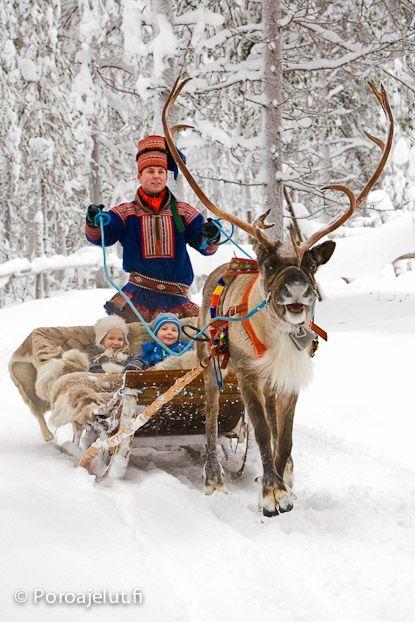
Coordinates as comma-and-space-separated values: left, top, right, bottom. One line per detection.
305, 212, 415, 281
0, 247, 121, 281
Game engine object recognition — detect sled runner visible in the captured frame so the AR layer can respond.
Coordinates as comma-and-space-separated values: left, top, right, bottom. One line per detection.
80, 368, 248, 481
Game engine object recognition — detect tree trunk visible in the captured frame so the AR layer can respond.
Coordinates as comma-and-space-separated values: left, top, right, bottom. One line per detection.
34, 210, 44, 299
262, 0, 284, 242
89, 127, 108, 288
90, 128, 101, 205
150, 0, 184, 197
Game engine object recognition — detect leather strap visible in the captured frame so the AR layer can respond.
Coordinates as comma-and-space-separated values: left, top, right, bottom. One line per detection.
310, 321, 327, 341
241, 275, 266, 357
129, 272, 189, 297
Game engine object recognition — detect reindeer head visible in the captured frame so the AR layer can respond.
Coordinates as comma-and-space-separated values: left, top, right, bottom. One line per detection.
252, 220, 335, 324
162, 80, 393, 325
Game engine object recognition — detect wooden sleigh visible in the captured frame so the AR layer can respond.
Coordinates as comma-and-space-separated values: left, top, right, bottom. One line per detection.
79, 367, 249, 482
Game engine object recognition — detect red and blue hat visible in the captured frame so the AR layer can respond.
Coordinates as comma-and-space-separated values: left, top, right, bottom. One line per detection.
136, 135, 186, 180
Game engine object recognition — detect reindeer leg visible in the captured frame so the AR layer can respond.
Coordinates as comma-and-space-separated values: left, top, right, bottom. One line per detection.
274, 393, 297, 490
202, 367, 224, 494
239, 378, 293, 516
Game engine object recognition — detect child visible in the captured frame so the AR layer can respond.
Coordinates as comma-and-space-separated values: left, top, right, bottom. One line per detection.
126, 313, 187, 370
89, 316, 131, 373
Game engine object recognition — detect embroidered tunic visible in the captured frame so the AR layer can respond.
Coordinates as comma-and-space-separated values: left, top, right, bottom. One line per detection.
85, 188, 218, 321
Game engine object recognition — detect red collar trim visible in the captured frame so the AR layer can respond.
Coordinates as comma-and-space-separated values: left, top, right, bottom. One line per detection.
137, 187, 168, 213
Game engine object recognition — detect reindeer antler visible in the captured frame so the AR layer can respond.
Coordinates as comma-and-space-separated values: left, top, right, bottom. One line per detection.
163, 77, 262, 238
290, 83, 394, 266
253, 209, 274, 248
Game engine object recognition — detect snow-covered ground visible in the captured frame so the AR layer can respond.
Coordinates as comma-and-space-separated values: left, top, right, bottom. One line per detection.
1, 270, 415, 621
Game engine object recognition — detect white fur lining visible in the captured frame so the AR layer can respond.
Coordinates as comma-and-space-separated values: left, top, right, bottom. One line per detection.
35, 358, 65, 402
101, 361, 125, 374
62, 349, 89, 371
153, 350, 197, 370
50, 392, 73, 427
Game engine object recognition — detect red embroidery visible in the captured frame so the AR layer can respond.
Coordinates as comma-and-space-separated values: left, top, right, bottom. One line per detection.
112, 202, 139, 222
141, 213, 175, 258
85, 223, 101, 240
177, 202, 198, 226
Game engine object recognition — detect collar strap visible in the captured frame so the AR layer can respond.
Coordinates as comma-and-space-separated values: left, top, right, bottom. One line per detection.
241, 274, 267, 357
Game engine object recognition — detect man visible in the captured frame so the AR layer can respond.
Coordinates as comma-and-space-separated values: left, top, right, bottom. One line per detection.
85, 134, 220, 322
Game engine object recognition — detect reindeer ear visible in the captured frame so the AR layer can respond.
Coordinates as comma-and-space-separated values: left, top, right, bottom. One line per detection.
310, 240, 336, 266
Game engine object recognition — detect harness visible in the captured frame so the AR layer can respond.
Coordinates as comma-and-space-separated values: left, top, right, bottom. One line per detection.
209, 259, 263, 385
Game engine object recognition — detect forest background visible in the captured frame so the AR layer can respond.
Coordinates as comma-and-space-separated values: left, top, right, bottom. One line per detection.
1, 0, 414, 306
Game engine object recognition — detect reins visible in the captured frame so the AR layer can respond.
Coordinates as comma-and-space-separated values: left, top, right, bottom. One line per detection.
95, 212, 271, 356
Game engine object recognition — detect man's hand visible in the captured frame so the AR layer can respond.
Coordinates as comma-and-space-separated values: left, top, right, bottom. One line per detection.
201, 218, 220, 244
86, 204, 105, 227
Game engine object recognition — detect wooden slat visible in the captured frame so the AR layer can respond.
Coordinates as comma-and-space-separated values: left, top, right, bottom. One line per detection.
123, 369, 244, 436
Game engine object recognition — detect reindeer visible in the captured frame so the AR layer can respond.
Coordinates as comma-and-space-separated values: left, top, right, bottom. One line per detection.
163, 80, 393, 516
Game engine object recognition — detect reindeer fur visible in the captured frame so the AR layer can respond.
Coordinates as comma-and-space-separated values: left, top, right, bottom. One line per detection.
198, 238, 335, 516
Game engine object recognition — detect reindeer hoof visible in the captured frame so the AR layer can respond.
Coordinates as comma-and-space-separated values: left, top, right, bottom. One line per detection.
259, 473, 294, 517
278, 494, 294, 513
263, 507, 279, 518
203, 481, 225, 495
203, 457, 224, 494
42, 428, 54, 442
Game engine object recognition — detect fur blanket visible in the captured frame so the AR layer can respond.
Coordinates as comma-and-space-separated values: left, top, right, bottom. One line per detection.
48, 350, 199, 429
9, 318, 198, 440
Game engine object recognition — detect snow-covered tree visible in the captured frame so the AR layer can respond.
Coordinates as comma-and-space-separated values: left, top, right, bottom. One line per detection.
1, 0, 414, 306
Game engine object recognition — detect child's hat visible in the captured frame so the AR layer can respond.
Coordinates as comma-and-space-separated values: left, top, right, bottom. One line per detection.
94, 315, 129, 348
152, 313, 182, 336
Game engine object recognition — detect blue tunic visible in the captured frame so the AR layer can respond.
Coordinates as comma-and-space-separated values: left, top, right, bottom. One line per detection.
85, 188, 218, 320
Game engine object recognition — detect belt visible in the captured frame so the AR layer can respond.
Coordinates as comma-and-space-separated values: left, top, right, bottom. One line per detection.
129, 272, 190, 297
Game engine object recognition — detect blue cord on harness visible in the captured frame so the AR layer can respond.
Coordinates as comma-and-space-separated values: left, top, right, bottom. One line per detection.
95, 211, 266, 356
200, 218, 253, 259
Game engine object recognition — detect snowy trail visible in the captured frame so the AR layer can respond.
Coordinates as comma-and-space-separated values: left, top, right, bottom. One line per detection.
1, 284, 415, 621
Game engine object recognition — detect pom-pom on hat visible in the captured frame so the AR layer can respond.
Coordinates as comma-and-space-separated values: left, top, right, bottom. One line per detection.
94, 316, 129, 349
152, 313, 182, 337
137, 135, 167, 174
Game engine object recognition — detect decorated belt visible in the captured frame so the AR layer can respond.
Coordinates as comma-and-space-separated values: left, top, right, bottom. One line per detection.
129, 272, 189, 297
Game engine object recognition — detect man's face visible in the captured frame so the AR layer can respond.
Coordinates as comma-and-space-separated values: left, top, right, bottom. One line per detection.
138, 167, 167, 195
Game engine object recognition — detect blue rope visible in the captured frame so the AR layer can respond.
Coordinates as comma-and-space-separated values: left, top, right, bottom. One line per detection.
95, 212, 267, 357
199, 220, 234, 251
200, 218, 253, 259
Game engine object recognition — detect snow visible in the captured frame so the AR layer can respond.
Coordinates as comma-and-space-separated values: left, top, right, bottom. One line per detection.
1, 270, 415, 620
367, 188, 393, 211
0, 246, 121, 280
122, 0, 147, 58
150, 14, 177, 79
175, 8, 224, 27
18, 57, 39, 82
393, 136, 410, 166
3, 39, 16, 57
299, 212, 415, 280
29, 137, 54, 163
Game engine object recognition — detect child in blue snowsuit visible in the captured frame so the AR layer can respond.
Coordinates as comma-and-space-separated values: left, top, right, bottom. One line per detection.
126, 313, 187, 371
